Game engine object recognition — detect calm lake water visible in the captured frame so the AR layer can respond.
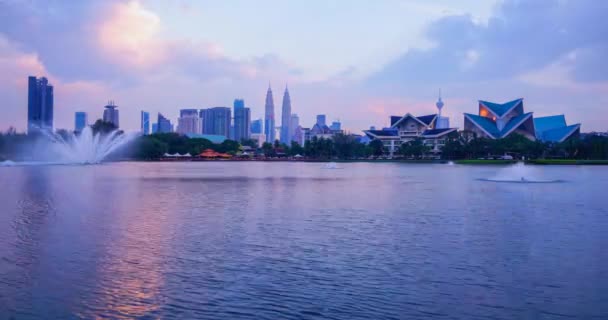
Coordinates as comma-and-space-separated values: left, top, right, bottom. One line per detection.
1, 162, 607, 319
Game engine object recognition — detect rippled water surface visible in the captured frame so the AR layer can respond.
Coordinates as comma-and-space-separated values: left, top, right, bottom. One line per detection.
1, 162, 607, 319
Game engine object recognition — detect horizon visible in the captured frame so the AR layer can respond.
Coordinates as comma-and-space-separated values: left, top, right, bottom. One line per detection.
1, 0, 607, 133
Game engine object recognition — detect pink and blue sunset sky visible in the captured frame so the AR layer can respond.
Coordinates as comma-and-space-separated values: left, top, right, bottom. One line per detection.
1, 0, 607, 132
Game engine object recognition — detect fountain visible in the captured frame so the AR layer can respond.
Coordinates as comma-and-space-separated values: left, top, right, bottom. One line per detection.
0, 127, 139, 166
479, 162, 563, 183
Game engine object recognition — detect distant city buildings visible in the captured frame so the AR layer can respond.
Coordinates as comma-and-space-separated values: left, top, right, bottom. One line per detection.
330, 121, 341, 131
316, 115, 326, 127
177, 109, 202, 135
74, 112, 88, 132
264, 85, 276, 143
157, 113, 173, 133
280, 86, 292, 144
27, 76, 54, 132
152, 123, 158, 134
233, 99, 251, 142
251, 118, 263, 134
289, 114, 299, 143
201, 107, 231, 137
141, 111, 150, 135
103, 101, 120, 128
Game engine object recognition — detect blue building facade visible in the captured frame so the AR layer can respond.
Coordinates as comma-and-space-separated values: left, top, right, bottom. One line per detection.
141, 111, 150, 135
201, 107, 231, 138
157, 113, 173, 133
251, 119, 263, 134
27, 76, 54, 132
233, 99, 251, 142
74, 112, 88, 132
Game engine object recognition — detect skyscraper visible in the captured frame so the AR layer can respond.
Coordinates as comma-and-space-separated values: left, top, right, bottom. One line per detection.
74, 112, 88, 132
280, 85, 292, 144
27, 76, 54, 132
316, 114, 326, 127
157, 113, 173, 133
177, 109, 202, 135
330, 121, 341, 131
103, 101, 119, 128
264, 84, 275, 143
233, 99, 251, 142
290, 114, 299, 142
141, 111, 150, 135
201, 107, 231, 137
251, 119, 263, 134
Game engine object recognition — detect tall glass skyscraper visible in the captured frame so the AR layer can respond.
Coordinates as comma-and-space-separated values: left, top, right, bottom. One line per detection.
74, 112, 88, 132
141, 111, 150, 135
201, 107, 231, 137
157, 113, 173, 133
103, 102, 119, 128
251, 119, 263, 134
27, 76, 54, 132
177, 109, 201, 135
280, 86, 292, 144
290, 114, 299, 142
233, 99, 251, 142
264, 85, 275, 143
316, 114, 327, 126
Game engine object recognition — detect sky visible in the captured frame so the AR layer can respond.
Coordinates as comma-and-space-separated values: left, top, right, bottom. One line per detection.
0, 0, 607, 133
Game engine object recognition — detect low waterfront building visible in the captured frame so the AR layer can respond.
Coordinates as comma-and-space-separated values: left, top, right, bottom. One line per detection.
364, 94, 457, 156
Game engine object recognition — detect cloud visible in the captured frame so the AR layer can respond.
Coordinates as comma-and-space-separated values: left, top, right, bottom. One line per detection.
368, 0, 608, 86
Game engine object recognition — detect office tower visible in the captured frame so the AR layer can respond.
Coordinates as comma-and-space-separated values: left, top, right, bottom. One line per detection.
200, 107, 231, 137
157, 113, 173, 133
103, 101, 120, 128
316, 114, 326, 126
251, 119, 263, 134
74, 112, 88, 132
280, 85, 292, 144
177, 109, 202, 135
27, 76, 54, 132
152, 123, 158, 134
233, 99, 251, 142
290, 114, 299, 142
264, 84, 275, 143
330, 121, 341, 131
141, 111, 150, 135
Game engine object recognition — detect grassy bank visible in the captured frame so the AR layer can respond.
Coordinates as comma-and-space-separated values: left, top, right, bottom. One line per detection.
527, 159, 608, 165
455, 159, 518, 165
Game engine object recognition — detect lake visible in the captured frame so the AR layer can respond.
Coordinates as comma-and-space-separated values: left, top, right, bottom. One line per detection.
1, 162, 607, 319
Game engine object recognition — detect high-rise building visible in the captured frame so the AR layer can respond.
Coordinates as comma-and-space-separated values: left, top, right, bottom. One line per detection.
330, 121, 341, 131
152, 123, 158, 134
251, 119, 263, 134
201, 107, 231, 137
27, 76, 54, 132
316, 114, 326, 127
157, 113, 173, 133
103, 101, 120, 128
264, 84, 275, 143
74, 112, 88, 132
290, 114, 299, 142
177, 109, 202, 135
280, 85, 292, 144
233, 99, 251, 142
141, 111, 150, 135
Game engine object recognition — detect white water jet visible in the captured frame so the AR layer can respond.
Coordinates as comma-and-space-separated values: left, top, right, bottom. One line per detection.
482, 162, 561, 183
31, 127, 139, 165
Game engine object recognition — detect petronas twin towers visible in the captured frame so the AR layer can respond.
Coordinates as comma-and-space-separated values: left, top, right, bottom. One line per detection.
264, 83, 292, 144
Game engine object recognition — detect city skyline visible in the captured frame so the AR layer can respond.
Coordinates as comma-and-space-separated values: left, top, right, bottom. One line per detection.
1, 1, 607, 133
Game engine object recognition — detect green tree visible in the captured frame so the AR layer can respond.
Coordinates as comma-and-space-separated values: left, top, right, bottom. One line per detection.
262, 142, 275, 157
289, 141, 304, 156
91, 120, 118, 135
133, 136, 168, 160
368, 139, 384, 157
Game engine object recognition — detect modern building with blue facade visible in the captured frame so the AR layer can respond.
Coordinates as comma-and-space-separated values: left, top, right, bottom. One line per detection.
27, 76, 54, 132
201, 107, 231, 138
74, 112, 88, 132
157, 113, 173, 133
233, 99, 251, 142
464, 98, 580, 142
264, 85, 276, 143
251, 119, 263, 134
141, 111, 150, 135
